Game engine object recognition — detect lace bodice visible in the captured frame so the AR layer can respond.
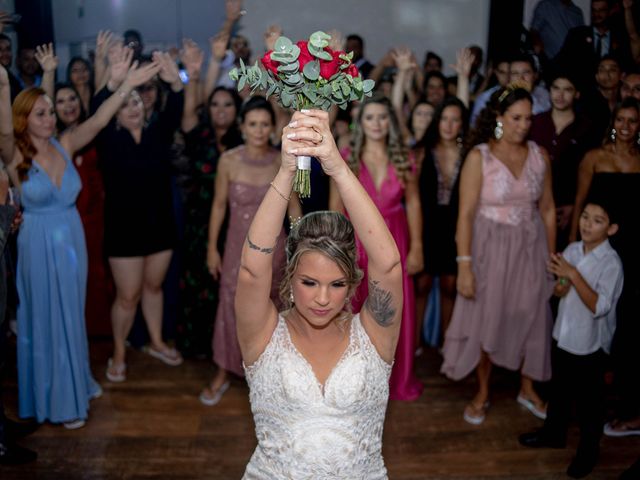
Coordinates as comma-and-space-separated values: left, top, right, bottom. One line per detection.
476, 141, 546, 225
243, 314, 392, 479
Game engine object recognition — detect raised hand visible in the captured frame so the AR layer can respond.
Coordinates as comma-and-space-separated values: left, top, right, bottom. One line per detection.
451, 47, 474, 78
225, 0, 245, 21
327, 29, 344, 52
264, 25, 282, 52
108, 44, 133, 87
152, 51, 180, 85
96, 30, 114, 62
210, 32, 229, 61
123, 60, 161, 89
34, 43, 59, 73
181, 39, 204, 79
391, 47, 416, 72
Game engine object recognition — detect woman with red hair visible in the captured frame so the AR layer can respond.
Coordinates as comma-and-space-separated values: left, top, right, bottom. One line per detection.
0, 55, 158, 428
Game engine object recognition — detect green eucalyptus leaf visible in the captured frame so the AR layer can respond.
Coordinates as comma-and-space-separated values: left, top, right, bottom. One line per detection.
274, 36, 293, 53
282, 73, 302, 85
302, 84, 318, 102
277, 62, 299, 73
341, 83, 351, 96
239, 57, 246, 73
340, 51, 354, 62
362, 79, 375, 93
338, 101, 348, 110
229, 68, 239, 81
281, 90, 293, 107
309, 31, 330, 48
266, 82, 277, 98
238, 75, 246, 91
350, 89, 359, 101
303, 60, 320, 81
308, 43, 332, 61
322, 84, 332, 96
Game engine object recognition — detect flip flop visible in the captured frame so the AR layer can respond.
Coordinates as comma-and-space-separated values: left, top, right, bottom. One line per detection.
106, 358, 127, 383
517, 394, 547, 420
604, 420, 640, 437
199, 381, 230, 407
143, 346, 183, 366
463, 401, 490, 425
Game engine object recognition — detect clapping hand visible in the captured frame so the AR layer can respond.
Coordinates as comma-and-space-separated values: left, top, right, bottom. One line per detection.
327, 29, 344, 52
123, 60, 161, 90
547, 253, 576, 280
96, 30, 114, 63
35, 43, 59, 73
152, 51, 181, 88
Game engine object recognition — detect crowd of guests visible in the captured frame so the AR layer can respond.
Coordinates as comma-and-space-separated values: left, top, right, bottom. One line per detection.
0, 0, 639, 478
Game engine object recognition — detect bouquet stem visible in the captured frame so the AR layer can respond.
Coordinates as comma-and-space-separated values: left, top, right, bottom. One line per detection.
293, 155, 311, 198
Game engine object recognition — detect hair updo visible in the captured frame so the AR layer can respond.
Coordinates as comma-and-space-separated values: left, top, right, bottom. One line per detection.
279, 211, 363, 320
467, 84, 532, 149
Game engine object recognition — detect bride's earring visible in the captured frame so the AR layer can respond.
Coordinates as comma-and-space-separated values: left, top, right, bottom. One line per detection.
289, 290, 294, 304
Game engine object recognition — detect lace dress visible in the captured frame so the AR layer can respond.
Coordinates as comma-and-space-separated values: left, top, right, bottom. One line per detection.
243, 314, 392, 479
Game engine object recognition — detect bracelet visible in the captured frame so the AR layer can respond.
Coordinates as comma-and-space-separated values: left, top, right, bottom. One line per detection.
270, 182, 291, 202
456, 255, 472, 263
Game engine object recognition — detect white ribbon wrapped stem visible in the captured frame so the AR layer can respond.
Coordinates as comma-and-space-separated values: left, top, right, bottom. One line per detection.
296, 155, 311, 170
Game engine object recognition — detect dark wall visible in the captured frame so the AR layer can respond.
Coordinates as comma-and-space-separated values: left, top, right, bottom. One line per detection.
15, 0, 54, 49
487, 0, 526, 63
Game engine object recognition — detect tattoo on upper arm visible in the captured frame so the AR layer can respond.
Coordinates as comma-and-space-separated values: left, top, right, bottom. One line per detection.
247, 235, 275, 255
365, 280, 396, 327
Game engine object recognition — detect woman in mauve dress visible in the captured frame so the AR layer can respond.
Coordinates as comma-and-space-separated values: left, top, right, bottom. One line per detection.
441, 86, 556, 425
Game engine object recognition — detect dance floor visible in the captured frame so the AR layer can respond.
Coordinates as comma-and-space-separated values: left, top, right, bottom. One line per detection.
1, 338, 638, 479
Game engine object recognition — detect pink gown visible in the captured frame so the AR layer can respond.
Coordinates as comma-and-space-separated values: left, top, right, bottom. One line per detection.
441, 142, 554, 382
351, 158, 424, 401
213, 180, 286, 377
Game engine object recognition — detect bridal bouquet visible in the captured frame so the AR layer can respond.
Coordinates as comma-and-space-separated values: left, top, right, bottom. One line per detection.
229, 31, 375, 197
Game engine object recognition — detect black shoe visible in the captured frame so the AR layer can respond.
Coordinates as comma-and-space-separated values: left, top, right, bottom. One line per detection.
5, 418, 39, 439
620, 457, 640, 480
567, 451, 597, 479
518, 429, 566, 449
0, 442, 37, 465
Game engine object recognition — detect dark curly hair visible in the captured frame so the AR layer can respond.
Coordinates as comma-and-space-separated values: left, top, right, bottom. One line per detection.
604, 97, 640, 149
467, 85, 532, 150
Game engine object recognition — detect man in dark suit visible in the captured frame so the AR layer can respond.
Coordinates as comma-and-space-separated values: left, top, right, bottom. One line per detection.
555, 0, 633, 91
346, 34, 374, 79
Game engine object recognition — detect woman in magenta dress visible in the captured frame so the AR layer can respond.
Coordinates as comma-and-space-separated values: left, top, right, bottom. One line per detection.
331, 94, 424, 401
441, 86, 556, 424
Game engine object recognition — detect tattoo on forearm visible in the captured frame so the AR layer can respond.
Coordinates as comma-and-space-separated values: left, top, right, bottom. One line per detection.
247, 235, 275, 255
365, 280, 396, 327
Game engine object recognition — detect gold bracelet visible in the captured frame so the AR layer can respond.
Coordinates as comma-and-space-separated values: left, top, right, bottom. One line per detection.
270, 182, 291, 202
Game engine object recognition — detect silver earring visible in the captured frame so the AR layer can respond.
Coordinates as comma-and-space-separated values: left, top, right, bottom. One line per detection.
610, 128, 617, 142
456, 136, 463, 149
289, 291, 294, 304
494, 121, 503, 140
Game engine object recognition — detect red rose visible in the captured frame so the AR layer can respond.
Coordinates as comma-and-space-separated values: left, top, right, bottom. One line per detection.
319, 48, 341, 79
296, 41, 314, 71
345, 63, 359, 78
261, 50, 279, 75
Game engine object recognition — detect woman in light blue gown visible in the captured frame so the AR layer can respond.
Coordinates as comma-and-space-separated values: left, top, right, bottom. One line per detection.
0, 47, 161, 427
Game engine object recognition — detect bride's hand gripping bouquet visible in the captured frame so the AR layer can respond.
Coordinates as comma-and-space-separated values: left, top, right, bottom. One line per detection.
229, 31, 374, 197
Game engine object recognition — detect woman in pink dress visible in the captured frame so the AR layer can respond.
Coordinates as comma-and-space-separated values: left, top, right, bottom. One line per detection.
331, 94, 424, 401
441, 86, 556, 424
200, 97, 299, 406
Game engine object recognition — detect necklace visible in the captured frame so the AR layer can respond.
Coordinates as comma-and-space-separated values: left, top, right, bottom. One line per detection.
241, 145, 277, 167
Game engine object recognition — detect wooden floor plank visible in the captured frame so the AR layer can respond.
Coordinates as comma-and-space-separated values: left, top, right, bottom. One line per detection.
0, 338, 637, 479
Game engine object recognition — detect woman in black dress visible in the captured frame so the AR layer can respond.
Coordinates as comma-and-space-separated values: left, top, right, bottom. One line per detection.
93, 48, 185, 381
414, 97, 469, 349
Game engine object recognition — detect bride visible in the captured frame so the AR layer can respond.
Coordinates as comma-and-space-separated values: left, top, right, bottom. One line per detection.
235, 108, 403, 478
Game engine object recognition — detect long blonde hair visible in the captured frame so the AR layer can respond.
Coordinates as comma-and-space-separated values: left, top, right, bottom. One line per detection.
348, 93, 410, 183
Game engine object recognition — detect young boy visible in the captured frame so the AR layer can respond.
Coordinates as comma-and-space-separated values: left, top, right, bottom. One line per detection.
519, 199, 624, 479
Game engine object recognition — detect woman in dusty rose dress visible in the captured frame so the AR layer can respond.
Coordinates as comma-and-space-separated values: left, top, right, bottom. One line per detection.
441, 86, 556, 424
331, 94, 424, 401
200, 97, 299, 405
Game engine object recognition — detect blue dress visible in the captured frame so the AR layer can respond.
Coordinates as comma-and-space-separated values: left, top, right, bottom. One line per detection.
17, 138, 100, 423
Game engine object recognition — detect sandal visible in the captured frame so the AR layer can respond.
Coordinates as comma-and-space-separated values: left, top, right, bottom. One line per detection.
143, 345, 183, 366
199, 381, 230, 407
106, 358, 127, 383
463, 401, 490, 425
604, 419, 640, 437
517, 394, 547, 420
63, 419, 86, 430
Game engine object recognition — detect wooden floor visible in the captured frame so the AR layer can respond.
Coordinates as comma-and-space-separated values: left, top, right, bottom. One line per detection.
1, 338, 638, 480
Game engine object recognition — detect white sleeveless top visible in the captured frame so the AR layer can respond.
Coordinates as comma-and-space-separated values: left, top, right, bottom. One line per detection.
242, 313, 392, 479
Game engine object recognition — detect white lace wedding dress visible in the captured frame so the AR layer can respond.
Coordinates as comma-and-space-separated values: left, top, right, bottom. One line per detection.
242, 313, 392, 479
